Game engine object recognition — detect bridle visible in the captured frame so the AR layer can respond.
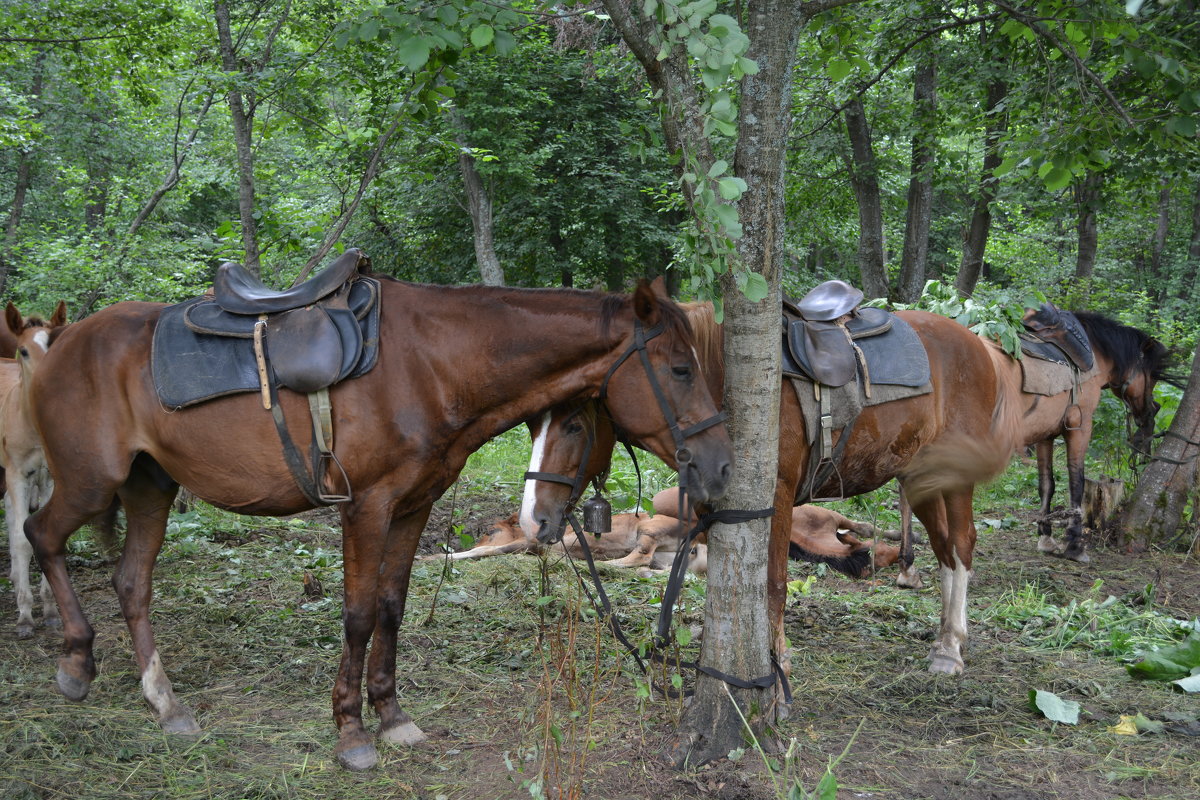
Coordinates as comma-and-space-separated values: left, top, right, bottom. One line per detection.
524, 317, 726, 544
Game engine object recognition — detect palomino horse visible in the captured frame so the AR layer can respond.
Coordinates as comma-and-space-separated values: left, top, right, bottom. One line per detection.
1, 301, 67, 637
24, 273, 732, 771
524, 302, 1022, 681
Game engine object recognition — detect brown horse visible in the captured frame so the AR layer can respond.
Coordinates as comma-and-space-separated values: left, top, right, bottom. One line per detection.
23, 275, 732, 771
523, 302, 1022, 685
1, 301, 68, 637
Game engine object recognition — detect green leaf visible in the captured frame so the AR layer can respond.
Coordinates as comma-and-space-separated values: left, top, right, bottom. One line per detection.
1173, 672, 1200, 693
717, 176, 746, 200
827, 60, 853, 82
814, 771, 838, 800
714, 202, 739, 230
395, 36, 431, 72
493, 29, 516, 56
1029, 689, 1080, 724
741, 271, 769, 302
707, 159, 728, 178
1128, 634, 1200, 681
357, 18, 380, 42
470, 25, 494, 48
1167, 116, 1197, 137
1042, 167, 1073, 192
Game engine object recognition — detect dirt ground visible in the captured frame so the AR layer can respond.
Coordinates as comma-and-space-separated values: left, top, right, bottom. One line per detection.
1, 495, 1198, 800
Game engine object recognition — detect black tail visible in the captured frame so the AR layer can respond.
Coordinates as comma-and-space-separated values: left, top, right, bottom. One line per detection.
788, 541, 873, 579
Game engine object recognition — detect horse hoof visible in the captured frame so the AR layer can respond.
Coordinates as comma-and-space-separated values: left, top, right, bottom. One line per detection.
43, 617, 62, 631
1036, 536, 1058, 554
161, 710, 202, 736
928, 655, 963, 675
56, 667, 92, 701
15, 623, 35, 640
379, 720, 427, 746
336, 743, 379, 772
1063, 549, 1090, 564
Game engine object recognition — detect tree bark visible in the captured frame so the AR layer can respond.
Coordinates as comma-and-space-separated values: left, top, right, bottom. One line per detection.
669, 0, 797, 764
1149, 178, 1171, 282
215, 0, 265, 277
842, 97, 889, 300
1177, 178, 1200, 300
955, 74, 1008, 297
1118, 342, 1200, 551
1073, 172, 1103, 284
0, 51, 45, 296
452, 112, 504, 286
896, 50, 938, 303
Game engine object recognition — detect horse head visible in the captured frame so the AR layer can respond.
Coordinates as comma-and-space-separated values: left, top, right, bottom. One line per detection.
6, 301, 68, 379
524, 281, 731, 543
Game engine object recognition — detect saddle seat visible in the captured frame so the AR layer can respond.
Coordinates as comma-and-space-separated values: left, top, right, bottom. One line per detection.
1021, 302, 1094, 371
214, 248, 368, 315
783, 280, 887, 387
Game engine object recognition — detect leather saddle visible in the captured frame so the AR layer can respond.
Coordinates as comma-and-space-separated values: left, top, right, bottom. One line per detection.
781, 280, 929, 389
152, 248, 381, 409
1020, 303, 1094, 371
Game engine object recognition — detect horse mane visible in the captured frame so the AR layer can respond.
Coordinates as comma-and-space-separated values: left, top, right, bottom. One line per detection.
1072, 311, 1179, 386
787, 540, 873, 578
677, 301, 724, 376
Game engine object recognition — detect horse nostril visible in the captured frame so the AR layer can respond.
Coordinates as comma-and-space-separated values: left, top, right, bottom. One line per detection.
720, 461, 732, 482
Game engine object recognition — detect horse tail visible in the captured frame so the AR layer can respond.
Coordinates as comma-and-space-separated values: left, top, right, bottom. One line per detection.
901, 339, 1023, 505
88, 497, 124, 561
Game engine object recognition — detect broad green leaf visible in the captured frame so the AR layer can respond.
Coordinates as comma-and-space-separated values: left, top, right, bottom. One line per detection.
714, 202, 740, 230
718, 176, 746, 200
827, 60, 853, 82
741, 271, 769, 302
395, 36, 431, 72
707, 159, 728, 178
493, 29, 516, 56
1043, 167, 1073, 192
470, 25, 494, 47
1029, 689, 1080, 724
357, 18, 380, 42
814, 771, 838, 800
1173, 673, 1200, 693
1167, 116, 1197, 137
737, 57, 759, 75
1128, 634, 1200, 681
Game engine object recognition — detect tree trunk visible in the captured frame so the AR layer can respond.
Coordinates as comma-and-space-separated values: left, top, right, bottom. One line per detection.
1149, 178, 1171, 282
0, 51, 45, 296
955, 76, 1008, 297
215, 0, 262, 277
843, 97, 889, 300
456, 134, 505, 286
1177, 178, 1200, 300
1073, 172, 1103, 284
896, 50, 938, 303
669, 0, 799, 766
1118, 341, 1200, 551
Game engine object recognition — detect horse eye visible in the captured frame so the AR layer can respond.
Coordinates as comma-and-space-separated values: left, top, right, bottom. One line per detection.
17, 347, 28, 359
565, 421, 584, 435
671, 364, 692, 380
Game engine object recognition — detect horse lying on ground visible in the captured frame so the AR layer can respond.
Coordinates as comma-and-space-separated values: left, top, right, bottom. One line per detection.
23, 259, 731, 772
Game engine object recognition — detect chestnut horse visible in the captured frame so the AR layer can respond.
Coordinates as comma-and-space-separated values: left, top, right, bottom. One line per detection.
523, 302, 1022, 685
1, 301, 67, 637
23, 276, 731, 771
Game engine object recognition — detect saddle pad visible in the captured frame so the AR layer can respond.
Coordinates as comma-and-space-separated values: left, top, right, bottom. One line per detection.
1019, 348, 1099, 397
783, 310, 930, 388
151, 277, 381, 409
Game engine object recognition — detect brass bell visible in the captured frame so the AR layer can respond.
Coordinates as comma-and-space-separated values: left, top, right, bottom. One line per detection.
581, 492, 612, 535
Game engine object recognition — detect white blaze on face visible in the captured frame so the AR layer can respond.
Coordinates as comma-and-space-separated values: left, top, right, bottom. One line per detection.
32, 329, 50, 352
519, 412, 550, 538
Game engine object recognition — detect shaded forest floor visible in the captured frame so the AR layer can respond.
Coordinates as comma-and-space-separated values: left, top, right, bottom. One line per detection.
1, 489, 1198, 800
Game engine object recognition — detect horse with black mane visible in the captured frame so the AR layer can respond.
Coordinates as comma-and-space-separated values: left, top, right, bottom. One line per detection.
22, 253, 731, 771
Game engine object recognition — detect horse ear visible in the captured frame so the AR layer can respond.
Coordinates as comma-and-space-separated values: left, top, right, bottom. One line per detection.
49, 300, 68, 327
632, 280, 662, 327
647, 276, 670, 298
5, 303, 22, 336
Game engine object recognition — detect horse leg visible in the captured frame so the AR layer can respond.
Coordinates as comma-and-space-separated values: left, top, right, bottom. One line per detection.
912, 490, 976, 674
6, 479, 38, 638
111, 466, 196, 734
1059, 425, 1091, 563
1035, 440, 1058, 554
25, 484, 116, 701
368, 506, 433, 749
34, 469, 60, 630
766, 477, 795, 715
895, 487, 924, 590
331, 495, 389, 771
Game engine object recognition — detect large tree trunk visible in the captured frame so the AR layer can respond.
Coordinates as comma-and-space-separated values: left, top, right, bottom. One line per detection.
1073, 172, 1103, 283
843, 97, 889, 299
1118, 342, 1200, 551
1150, 178, 1171, 283
668, 0, 799, 766
896, 50, 938, 303
0, 51, 46, 296
215, 0, 263, 277
955, 75, 1008, 297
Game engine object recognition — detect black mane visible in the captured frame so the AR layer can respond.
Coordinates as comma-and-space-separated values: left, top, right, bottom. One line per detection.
1072, 311, 1177, 386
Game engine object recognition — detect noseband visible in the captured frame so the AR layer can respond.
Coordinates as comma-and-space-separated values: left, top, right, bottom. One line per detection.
524, 318, 726, 542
